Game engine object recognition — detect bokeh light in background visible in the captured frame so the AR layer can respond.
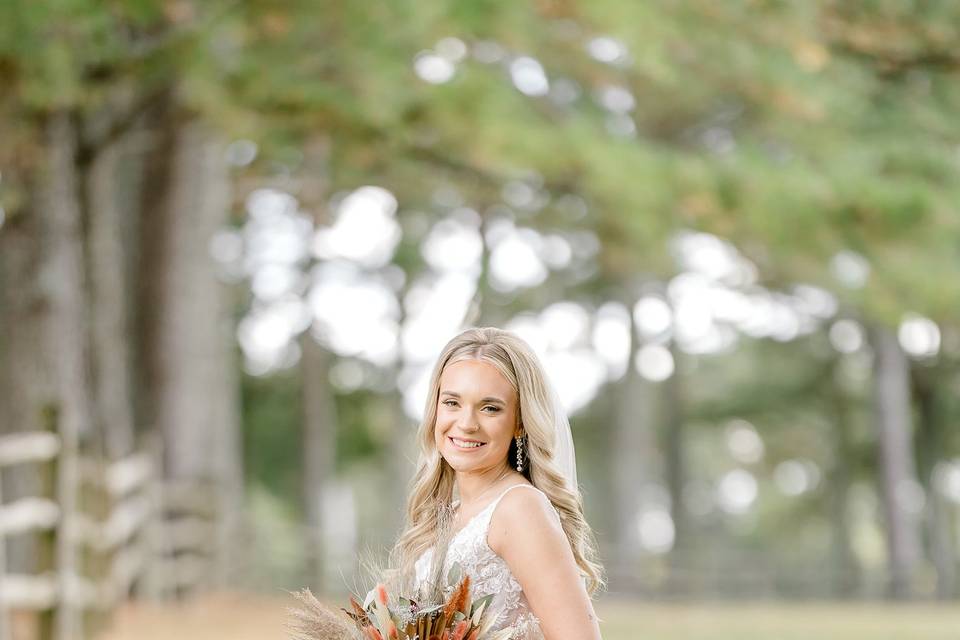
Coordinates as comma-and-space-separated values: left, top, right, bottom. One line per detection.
227, 182, 910, 414
224, 166, 960, 571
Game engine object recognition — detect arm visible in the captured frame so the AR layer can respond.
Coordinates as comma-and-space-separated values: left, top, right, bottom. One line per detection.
488, 488, 602, 640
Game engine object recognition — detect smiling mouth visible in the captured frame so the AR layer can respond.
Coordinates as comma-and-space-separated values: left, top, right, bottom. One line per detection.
449, 437, 486, 450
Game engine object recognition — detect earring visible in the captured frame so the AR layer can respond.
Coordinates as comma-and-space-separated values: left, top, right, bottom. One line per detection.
515, 435, 525, 473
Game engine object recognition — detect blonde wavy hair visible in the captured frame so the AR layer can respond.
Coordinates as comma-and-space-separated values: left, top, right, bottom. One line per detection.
391, 326, 604, 595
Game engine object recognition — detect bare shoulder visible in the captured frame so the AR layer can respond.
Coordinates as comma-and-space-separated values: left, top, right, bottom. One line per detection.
488, 485, 602, 638
488, 485, 564, 555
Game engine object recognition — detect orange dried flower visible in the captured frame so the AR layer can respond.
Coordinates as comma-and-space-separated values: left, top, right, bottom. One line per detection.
443, 576, 471, 618
450, 619, 469, 640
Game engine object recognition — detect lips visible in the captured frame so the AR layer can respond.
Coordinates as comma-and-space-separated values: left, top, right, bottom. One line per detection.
449, 437, 486, 450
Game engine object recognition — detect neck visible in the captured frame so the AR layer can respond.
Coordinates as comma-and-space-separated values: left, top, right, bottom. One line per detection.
456, 464, 515, 505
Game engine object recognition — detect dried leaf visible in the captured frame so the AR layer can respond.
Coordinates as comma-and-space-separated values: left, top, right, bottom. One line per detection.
483, 629, 513, 640
468, 593, 493, 621
447, 561, 462, 587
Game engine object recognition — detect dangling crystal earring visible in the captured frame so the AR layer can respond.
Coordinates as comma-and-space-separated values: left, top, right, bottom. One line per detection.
515, 435, 525, 472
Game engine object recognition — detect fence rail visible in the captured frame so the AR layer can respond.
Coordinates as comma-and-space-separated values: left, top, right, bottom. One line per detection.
0, 434, 60, 469
0, 429, 219, 640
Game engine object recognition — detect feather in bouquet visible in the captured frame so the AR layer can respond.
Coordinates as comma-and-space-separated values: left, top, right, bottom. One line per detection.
287, 565, 512, 640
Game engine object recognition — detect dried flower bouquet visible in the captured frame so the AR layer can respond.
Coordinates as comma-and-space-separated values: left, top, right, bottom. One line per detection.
288, 562, 512, 640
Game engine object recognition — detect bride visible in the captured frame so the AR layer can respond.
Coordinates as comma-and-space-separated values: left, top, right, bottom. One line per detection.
391, 327, 604, 640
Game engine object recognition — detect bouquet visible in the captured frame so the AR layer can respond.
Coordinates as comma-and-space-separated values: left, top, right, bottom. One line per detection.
288, 562, 513, 640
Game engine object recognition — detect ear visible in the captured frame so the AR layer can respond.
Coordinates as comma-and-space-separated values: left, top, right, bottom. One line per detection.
514, 423, 525, 439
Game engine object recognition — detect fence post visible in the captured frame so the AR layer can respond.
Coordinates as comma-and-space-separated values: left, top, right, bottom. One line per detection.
37, 413, 59, 640
81, 458, 111, 637
54, 409, 81, 640
142, 433, 170, 603
0, 470, 9, 640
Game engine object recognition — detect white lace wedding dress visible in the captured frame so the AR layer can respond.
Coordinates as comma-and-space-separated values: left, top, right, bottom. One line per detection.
414, 484, 556, 640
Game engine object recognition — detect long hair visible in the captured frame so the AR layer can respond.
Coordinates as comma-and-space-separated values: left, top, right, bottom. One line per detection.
391, 327, 604, 594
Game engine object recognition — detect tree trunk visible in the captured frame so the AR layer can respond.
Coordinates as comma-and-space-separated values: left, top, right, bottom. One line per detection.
610, 304, 660, 590
0, 150, 56, 576
826, 357, 860, 597
387, 393, 416, 539
85, 135, 137, 460
914, 368, 957, 599
137, 105, 243, 587
869, 325, 923, 599
473, 209, 508, 328
42, 110, 92, 640
300, 333, 337, 592
662, 341, 688, 593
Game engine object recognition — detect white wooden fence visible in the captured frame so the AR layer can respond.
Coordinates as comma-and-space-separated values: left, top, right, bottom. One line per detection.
0, 430, 219, 640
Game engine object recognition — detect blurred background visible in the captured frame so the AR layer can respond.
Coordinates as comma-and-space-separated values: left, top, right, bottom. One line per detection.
1, 1, 960, 639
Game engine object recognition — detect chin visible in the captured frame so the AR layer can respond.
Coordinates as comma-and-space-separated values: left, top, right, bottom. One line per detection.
442, 453, 480, 472
440, 447, 486, 473
445, 460, 471, 473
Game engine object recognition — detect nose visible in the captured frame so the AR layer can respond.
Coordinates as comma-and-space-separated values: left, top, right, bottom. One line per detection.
457, 414, 480, 432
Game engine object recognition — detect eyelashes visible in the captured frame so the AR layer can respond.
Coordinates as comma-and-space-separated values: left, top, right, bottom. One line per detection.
441, 400, 501, 413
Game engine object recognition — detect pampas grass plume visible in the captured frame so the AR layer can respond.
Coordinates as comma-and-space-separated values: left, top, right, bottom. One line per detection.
287, 588, 359, 640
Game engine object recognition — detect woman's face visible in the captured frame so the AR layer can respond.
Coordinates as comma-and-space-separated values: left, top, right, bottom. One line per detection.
435, 358, 520, 476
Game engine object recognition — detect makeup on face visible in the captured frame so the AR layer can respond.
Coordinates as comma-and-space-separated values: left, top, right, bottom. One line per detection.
435, 359, 519, 474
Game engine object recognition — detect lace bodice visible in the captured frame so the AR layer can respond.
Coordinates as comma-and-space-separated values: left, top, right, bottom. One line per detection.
414, 484, 556, 640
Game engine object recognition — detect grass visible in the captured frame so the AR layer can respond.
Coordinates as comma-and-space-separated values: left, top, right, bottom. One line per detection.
97, 593, 960, 640
597, 599, 960, 640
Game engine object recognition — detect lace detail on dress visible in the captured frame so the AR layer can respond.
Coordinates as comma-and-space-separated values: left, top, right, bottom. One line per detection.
414, 484, 553, 640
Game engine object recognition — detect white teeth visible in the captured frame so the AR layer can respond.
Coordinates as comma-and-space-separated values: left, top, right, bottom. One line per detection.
452, 438, 484, 448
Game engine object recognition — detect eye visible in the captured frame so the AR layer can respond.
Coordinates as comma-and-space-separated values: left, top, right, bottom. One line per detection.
482, 406, 500, 413
442, 399, 458, 407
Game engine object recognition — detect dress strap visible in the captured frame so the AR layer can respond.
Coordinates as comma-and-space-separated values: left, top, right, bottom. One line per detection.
486, 484, 548, 519
481, 484, 562, 540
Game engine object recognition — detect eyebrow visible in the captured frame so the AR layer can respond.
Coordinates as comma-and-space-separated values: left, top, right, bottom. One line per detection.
439, 391, 506, 405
